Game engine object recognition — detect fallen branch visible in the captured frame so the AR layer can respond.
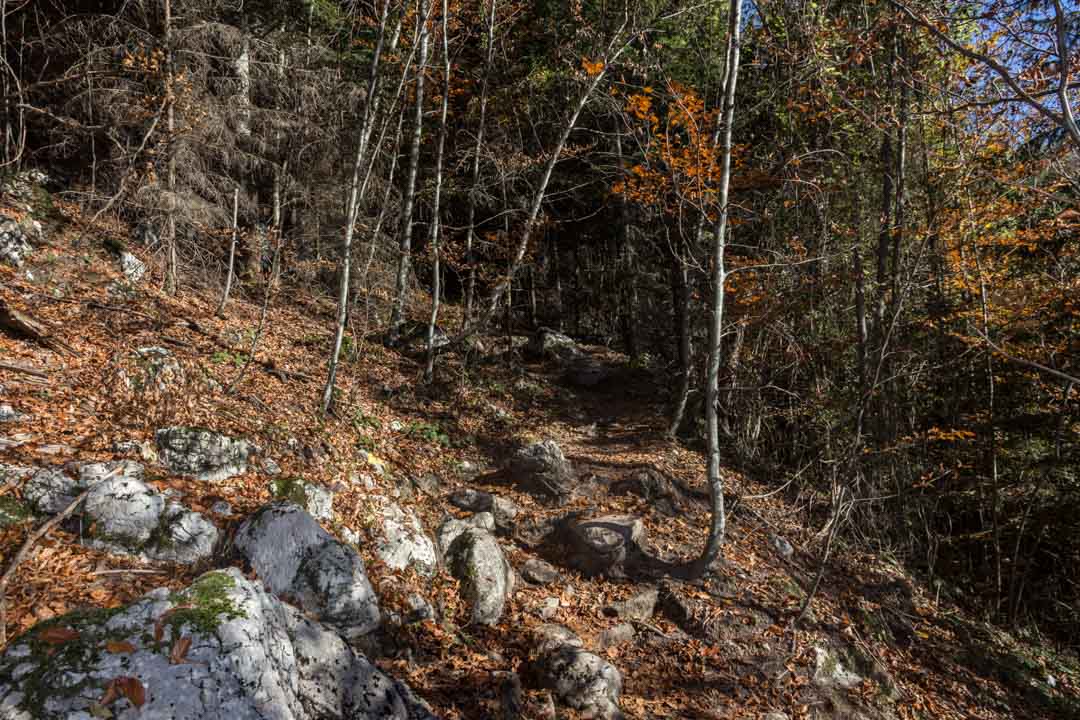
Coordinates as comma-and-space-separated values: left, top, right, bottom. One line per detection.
0, 361, 48, 379
0, 298, 78, 355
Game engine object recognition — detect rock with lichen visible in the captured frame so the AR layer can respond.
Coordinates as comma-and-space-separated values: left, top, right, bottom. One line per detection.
0, 568, 436, 720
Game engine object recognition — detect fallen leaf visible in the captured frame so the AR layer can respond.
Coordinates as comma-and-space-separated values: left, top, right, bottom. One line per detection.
169, 636, 191, 664
39, 626, 80, 645
114, 676, 145, 707
105, 640, 136, 654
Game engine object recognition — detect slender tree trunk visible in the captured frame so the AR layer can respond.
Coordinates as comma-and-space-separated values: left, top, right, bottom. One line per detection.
667, 227, 692, 438
388, 0, 431, 344
321, 0, 393, 414
216, 188, 240, 317
163, 0, 178, 295
693, 0, 743, 577
463, 0, 497, 330
424, 0, 451, 383
854, 247, 868, 438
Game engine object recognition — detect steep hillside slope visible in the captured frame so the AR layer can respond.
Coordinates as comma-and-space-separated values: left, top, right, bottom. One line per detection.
1, 181, 1077, 719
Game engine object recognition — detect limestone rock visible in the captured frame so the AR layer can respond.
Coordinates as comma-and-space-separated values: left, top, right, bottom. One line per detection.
531, 625, 622, 719
565, 514, 645, 577
812, 646, 865, 690
235, 502, 380, 638
269, 476, 334, 521
509, 440, 573, 502
156, 426, 251, 482
440, 519, 514, 625
525, 327, 581, 361
119, 251, 147, 283
0, 568, 436, 720
0, 216, 36, 268
603, 587, 658, 621
521, 558, 560, 585
374, 500, 437, 576
81, 471, 219, 565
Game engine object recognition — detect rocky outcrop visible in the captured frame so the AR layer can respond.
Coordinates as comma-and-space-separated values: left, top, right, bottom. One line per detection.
156, 426, 251, 482
531, 624, 623, 720
438, 518, 513, 625
602, 587, 658, 621
235, 502, 380, 638
0, 568, 436, 720
508, 440, 574, 502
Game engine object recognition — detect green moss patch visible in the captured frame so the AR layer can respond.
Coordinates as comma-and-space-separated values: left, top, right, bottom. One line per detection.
166, 571, 245, 636
0, 496, 32, 527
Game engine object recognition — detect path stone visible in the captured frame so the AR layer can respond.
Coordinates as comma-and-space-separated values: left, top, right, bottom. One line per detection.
531, 624, 623, 720
509, 440, 573, 502
565, 514, 645, 577
521, 558, 560, 585
439, 518, 513, 625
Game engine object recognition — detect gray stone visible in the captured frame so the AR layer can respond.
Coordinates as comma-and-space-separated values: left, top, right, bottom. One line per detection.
597, 623, 636, 650
263, 457, 282, 475
566, 514, 645, 577
771, 534, 794, 559
603, 587, 658, 621
84, 476, 165, 545
0, 404, 24, 423
235, 502, 380, 638
0, 568, 436, 720
532, 625, 622, 719
509, 440, 574, 501
491, 496, 520, 529
812, 646, 865, 690
269, 476, 334, 521
210, 500, 233, 515
119, 251, 146, 283
525, 327, 581, 361
521, 558, 560, 585
81, 474, 218, 565
441, 520, 514, 626
539, 597, 560, 620
156, 426, 251, 482
22, 467, 81, 514
0, 216, 35, 268
448, 487, 492, 513
375, 500, 437, 576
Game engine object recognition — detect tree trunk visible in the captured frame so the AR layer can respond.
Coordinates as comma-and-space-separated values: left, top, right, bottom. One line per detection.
321, 0, 393, 414
216, 188, 240, 317
163, 0, 178, 295
388, 0, 431, 344
424, 0, 451, 383
667, 227, 692, 438
693, 0, 743, 577
463, 0, 497, 330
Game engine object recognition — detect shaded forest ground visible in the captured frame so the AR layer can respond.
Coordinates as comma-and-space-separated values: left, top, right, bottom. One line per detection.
1, 197, 1078, 719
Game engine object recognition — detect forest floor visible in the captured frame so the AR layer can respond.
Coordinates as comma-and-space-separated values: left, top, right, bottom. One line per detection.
1, 192, 1079, 719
